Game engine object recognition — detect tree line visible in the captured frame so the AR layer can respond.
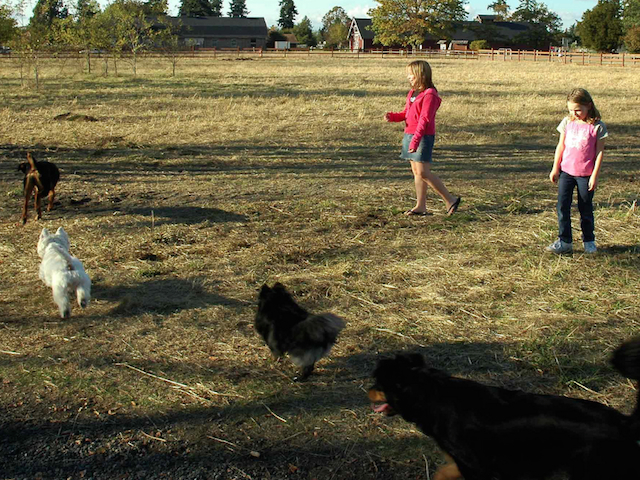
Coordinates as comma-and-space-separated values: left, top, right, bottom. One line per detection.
1, 0, 639, 56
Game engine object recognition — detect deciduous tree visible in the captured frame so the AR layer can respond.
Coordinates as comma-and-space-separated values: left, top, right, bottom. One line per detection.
487, 0, 509, 20
368, 0, 467, 49
0, 2, 18, 44
320, 6, 349, 48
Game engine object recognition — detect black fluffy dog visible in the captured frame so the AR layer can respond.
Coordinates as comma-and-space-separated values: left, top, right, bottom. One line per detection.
369, 338, 640, 480
255, 283, 346, 380
18, 152, 60, 224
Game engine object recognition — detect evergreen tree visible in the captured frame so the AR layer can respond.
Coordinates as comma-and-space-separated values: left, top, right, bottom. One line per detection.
179, 0, 213, 16
76, 0, 100, 18
278, 0, 297, 29
509, 0, 562, 49
211, 0, 222, 16
30, 0, 69, 28
293, 15, 315, 46
622, 0, 640, 30
228, 0, 248, 17
577, 0, 623, 52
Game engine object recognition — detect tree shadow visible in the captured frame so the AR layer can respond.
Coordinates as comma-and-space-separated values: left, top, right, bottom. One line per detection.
96, 276, 248, 316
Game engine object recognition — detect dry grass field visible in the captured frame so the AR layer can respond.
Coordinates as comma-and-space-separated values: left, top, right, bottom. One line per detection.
1, 55, 639, 479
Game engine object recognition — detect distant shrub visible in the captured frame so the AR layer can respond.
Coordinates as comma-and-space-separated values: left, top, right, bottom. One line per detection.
470, 40, 490, 51
624, 26, 640, 54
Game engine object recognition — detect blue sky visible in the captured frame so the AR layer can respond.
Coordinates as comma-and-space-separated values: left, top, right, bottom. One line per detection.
14, 0, 599, 29
187, 0, 599, 29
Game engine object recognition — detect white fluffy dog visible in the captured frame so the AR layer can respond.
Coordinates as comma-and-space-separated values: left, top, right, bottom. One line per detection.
38, 227, 91, 318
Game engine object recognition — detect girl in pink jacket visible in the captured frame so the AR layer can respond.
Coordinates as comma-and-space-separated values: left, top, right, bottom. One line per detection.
386, 60, 460, 216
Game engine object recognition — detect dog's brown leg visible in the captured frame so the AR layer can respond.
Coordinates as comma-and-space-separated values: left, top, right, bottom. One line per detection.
47, 188, 55, 212
21, 178, 35, 224
35, 190, 43, 220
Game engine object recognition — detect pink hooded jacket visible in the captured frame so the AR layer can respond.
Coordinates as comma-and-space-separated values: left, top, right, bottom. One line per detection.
386, 88, 441, 151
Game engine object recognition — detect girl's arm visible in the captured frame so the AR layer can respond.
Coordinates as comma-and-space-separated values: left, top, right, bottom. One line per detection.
588, 137, 605, 191
549, 132, 565, 184
408, 93, 439, 152
385, 92, 410, 122
385, 107, 408, 123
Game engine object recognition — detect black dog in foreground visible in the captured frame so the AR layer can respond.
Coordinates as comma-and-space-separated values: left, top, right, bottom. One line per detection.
255, 283, 346, 380
18, 152, 60, 224
369, 338, 640, 480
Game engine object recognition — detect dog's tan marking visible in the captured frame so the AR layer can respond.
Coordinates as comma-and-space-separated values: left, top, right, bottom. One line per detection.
368, 389, 387, 403
434, 453, 463, 480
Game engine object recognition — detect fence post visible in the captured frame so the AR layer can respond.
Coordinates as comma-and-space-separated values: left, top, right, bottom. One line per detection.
331, 47, 334, 58
214, 47, 216, 59
622, 52, 625, 67
534, 50, 537, 62
600, 52, 603, 65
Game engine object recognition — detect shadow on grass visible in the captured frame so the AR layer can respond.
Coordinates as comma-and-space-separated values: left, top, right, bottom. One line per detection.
96, 277, 248, 316
0, 339, 626, 479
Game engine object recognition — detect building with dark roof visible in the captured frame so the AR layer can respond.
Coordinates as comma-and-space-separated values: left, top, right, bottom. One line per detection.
175, 16, 268, 49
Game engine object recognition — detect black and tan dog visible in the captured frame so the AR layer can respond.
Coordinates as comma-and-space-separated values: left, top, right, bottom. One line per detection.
18, 152, 60, 224
369, 338, 640, 480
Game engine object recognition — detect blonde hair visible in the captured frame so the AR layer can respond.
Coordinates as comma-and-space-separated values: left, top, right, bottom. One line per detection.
567, 88, 601, 124
407, 60, 435, 92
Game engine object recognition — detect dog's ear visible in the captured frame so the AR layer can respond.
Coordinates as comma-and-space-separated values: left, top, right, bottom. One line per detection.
40, 228, 50, 238
398, 353, 427, 370
18, 162, 29, 174
272, 282, 286, 291
259, 284, 271, 295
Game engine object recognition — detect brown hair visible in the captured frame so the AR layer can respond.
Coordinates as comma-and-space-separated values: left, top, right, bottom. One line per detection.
567, 88, 601, 124
407, 60, 435, 92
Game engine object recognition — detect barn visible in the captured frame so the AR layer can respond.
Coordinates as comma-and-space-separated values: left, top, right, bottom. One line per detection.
174, 16, 268, 49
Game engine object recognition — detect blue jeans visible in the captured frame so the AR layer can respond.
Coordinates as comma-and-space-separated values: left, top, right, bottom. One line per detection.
557, 171, 595, 243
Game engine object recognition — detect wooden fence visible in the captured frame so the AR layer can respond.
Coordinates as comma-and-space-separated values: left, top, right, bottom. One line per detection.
1, 47, 639, 67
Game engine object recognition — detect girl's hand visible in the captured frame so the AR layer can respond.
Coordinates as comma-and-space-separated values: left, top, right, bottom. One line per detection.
549, 170, 559, 184
384, 113, 391, 122
588, 175, 598, 191
408, 148, 416, 153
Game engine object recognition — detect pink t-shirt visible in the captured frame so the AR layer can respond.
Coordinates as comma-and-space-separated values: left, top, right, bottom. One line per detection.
557, 117, 608, 177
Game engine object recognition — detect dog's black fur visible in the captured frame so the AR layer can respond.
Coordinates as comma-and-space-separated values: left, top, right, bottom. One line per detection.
18, 152, 60, 224
369, 337, 640, 480
255, 283, 346, 380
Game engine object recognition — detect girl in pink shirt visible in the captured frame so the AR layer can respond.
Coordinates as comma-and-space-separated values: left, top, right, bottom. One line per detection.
547, 88, 608, 254
385, 60, 461, 217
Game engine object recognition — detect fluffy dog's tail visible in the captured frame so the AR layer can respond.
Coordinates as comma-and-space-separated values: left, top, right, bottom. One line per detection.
306, 313, 346, 344
611, 336, 640, 427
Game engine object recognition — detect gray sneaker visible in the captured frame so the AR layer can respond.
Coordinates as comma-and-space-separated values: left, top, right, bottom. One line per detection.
583, 241, 597, 254
546, 239, 573, 254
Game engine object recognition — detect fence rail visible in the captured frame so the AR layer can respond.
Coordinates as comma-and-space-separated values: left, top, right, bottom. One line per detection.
1, 47, 639, 67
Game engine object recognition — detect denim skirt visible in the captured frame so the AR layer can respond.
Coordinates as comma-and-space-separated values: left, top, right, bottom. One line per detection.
400, 134, 434, 163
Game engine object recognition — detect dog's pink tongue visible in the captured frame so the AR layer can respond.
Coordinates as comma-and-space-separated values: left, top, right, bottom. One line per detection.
373, 403, 390, 413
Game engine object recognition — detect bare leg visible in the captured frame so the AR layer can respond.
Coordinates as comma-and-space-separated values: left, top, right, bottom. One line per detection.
413, 161, 457, 212
407, 161, 429, 214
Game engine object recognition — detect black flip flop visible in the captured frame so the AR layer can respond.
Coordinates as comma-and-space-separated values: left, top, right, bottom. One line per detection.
405, 210, 428, 216
447, 197, 461, 216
